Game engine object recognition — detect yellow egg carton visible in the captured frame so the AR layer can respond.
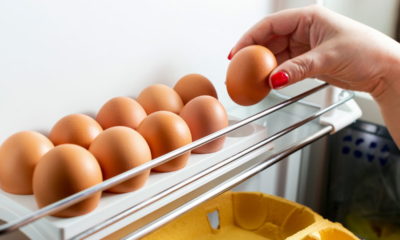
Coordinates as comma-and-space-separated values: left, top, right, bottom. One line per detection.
143, 192, 359, 240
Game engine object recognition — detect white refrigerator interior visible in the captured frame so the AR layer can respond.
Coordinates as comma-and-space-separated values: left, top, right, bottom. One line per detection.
0, 1, 361, 239
0, 0, 274, 140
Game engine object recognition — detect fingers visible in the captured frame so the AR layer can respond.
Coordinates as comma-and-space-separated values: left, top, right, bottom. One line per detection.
227, 5, 330, 89
263, 36, 289, 55
269, 49, 322, 89
229, 7, 312, 58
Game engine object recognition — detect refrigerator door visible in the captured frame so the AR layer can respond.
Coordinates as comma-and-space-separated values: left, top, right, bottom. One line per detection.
0, 1, 361, 239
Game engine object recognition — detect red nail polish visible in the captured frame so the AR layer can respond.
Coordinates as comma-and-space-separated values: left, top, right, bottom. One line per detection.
227, 50, 233, 60
271, 71, 289, 89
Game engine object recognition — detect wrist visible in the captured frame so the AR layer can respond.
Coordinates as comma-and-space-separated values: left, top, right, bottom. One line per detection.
371, 51, 400, 109
371, 63, 400, 146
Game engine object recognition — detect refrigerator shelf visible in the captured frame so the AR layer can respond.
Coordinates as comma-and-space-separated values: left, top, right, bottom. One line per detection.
0, 83, 360, 240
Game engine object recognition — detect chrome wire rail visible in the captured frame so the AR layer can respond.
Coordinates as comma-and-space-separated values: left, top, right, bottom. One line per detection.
124, 126, 333, 240
76, 86, 353, 240
0, 83, 337, 236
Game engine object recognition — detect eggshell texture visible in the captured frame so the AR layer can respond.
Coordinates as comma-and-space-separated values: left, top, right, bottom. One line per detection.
137, 84, 184, 114
180, 96, 228, 153
49, 114, 103, 148
96, 97, 147, 130
33, 144, 103, 217
137, 111, 192, 172
226, 45, 277, 106
0, 131, 54, 195
89, 126, 152, 193
173, 74, 218, 104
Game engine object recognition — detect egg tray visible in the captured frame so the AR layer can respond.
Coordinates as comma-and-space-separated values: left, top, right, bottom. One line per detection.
0, 117, 270, 240
0, 83, 358, 239
142, 191, 359, 240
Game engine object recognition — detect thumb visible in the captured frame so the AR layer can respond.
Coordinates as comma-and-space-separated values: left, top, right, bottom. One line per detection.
269, 50, 322, 89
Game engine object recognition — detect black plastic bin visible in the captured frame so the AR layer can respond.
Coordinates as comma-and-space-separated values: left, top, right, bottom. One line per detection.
327, 120, 400, 239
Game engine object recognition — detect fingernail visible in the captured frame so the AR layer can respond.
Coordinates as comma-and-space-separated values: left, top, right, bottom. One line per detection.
227, 50, 233, 60
271, 71, 289, 89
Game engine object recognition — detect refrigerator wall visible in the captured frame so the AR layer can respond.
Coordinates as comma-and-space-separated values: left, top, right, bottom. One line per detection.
0, 0, 273, 142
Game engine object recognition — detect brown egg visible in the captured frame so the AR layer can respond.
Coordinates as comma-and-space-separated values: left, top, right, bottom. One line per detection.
0, 131, 54, 195
33, 144, 103, 217
180, 96, 228, 153
89, 126, 152, 193
96, 97, 147, 130
173, 74, 218, 104
226, 45, 277, 106
49, 114, 103, 148
137, 84, 183, 114
137, 111, 192, 172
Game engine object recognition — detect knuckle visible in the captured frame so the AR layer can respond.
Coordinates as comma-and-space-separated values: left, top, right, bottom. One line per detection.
308, 4, 323, 14
307, 4, 324, 20
291, 55, 315, 79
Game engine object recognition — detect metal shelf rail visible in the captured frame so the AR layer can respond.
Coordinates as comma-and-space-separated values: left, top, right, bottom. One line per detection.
0, 83, 356, 239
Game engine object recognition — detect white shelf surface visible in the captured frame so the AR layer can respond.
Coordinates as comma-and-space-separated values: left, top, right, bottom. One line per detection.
106, 91, 334, 240
0, 88, 359, 239
0, 116, 270, 239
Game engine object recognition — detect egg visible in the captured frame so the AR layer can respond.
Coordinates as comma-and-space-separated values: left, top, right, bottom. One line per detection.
0, 131, 54, 194
137, 111, 192, 172
226, 45, 277, 106
49, 114, 103, 148
96, 97, 147, 130
180, 96, 228, 153
89, 126, 152, 193
173, 74, 218, 104
137, 84, 183, 114
33, 144, 103, 217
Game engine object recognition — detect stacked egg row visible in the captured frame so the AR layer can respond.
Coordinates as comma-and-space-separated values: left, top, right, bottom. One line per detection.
0, 44, 278, 218
0, 74, 228, 218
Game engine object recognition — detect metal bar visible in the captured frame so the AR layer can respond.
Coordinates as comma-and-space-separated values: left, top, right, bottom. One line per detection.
72, 87, 353, 240
0, 83, 329, 235
123, 126, 333, 240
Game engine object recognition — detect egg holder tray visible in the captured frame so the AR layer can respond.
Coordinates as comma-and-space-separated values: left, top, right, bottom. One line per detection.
142, 191, 359, 240
0, 83, 356, 239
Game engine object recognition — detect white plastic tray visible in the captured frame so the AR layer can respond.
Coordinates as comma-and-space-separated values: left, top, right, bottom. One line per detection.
0, 118, 270, 239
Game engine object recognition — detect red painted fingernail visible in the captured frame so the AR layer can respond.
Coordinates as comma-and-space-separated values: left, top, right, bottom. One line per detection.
227, 50, 233, 60
271, 71, 289, 89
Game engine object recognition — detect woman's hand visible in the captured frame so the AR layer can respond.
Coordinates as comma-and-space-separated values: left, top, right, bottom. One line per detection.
229, 5, 400, 146
229, 5, 400, 99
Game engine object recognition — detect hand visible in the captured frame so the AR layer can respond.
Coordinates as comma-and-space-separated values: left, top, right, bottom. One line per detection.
228, 5, 400, 100
228, 5, 400, 146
